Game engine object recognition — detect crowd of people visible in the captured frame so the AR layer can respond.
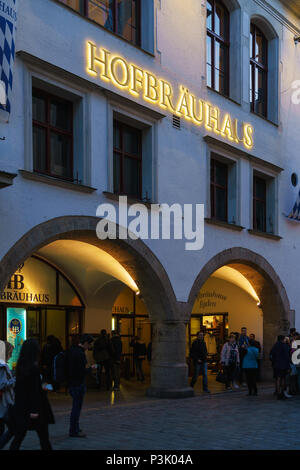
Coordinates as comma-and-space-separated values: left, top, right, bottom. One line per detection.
0, 330, 151, 449
189, 327, 300, 398
1, 326, 299, 449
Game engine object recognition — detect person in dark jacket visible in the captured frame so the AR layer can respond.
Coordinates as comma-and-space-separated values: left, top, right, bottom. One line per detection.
270, 335, 292, 400
4, 338, 54, 450
111, 330, 122, 391
130, 336, 147, 382
67, 334, 94, 438
41, 335, 63, 390
147, 342, 152, 363
190, 332, 210, 392
93, 329, 113, 390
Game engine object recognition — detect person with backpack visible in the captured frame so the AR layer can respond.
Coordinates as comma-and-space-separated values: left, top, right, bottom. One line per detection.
130, 336, 147, 383
93, 330, 113, 391
68, 334, 94, 438
111, 330, 122, 391
242, 339, 259, 396
0, 340, 15, 447
3, 339, 54, 450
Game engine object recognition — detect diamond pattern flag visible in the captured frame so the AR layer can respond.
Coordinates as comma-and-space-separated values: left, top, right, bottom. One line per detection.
0, 0, 18, 122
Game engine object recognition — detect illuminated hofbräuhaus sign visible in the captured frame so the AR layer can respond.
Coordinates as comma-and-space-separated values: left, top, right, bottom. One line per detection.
86, 41, 254, 150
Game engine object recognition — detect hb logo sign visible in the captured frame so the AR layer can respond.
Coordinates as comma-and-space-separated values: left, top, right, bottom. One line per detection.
7, 275, 25, 290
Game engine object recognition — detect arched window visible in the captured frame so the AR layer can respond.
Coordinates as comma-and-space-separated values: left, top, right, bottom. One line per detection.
250, 23, 268, 118
206, 0, 230, 96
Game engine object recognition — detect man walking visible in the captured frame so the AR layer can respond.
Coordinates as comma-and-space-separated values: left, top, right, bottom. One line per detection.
238, 327, 249, 385
190, 332, 210, 393
67, 334, 94, 438
270, 335, 292, 400
111, 330, 122, 391
93, 330, 113, 391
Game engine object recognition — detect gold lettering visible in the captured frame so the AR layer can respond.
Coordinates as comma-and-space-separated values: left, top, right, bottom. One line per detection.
144, 71, 159, 103
243, 124, 254, 149
190, 94, 204, 125
176, 87, 192, 119
110, 56, 130, 88
130, 64, 144, 96
205, 103, 221, 134
159, 80, 176, 112
221, 114, 235, 141
87, 42, 110, 80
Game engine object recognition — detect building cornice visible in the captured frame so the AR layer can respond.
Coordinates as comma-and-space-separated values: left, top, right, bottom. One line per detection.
254, 0, 300, 35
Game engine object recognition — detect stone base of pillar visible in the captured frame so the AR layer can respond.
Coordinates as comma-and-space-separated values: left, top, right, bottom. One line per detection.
146, 386, 194, 399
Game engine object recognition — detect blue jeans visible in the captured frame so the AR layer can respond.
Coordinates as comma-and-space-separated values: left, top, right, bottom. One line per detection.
190, 361, 208, 390
69, 384, 86, 435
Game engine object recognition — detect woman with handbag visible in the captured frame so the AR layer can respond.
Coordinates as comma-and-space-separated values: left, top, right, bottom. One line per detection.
0, 340, 15, 445
221, 334, 240, 391
5, 338, 55, 450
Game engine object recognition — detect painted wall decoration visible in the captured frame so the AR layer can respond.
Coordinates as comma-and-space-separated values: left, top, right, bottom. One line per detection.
0, 0, 18, 121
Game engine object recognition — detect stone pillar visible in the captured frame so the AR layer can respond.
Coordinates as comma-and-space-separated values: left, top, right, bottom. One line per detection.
146, 320, 194, 398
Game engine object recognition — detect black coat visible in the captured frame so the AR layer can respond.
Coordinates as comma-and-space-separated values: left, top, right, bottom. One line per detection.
67, 345, 87, 387
270, 341, 291, 370
111, 336, 122, 362
190, 339, 208, 362
130, 340, 147, 358
93, 336, 113, 363
10, 366, 54, 434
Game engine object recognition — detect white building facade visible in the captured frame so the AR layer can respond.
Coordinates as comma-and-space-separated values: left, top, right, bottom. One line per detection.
0, 0, 300, 397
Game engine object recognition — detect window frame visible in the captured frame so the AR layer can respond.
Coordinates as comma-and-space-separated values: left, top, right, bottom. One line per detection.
60, 0, 141, 47
113, 119, 143, 200
210, 157, 228, 222
206, 0, 230, 97
250, 23, 268, 119
253, 174, 267, 232
32, 88, 74, 182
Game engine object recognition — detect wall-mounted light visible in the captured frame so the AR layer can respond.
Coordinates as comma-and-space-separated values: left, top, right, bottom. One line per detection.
136, 290, 140, 296
257, 301, 262, 309
294, 36, 300, 45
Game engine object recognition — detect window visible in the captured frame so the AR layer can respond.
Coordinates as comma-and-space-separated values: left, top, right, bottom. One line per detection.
250, 24, 268, 118
113, 120, 142, 199
32, 89, 73, 181
253, 175, 266, 232
210, 158, 228, 222
60, 0, 141, 46
206, 0, 230, 96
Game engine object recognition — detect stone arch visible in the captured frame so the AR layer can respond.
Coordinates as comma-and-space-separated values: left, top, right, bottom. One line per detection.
250, 14, 278, 41
187, 248, 293, 379
0, 216, 178, 322
0, 216, 192, 397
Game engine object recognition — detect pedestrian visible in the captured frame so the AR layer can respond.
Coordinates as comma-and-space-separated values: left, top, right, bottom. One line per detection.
221, 333, 240, 391
270, 335, 292, 400
189, 332, 210, 393
147, 342, 152, 363
238, 327, 249, 385
67, 333, 94, 438
130, 336, 147, 382
0, 341, 15, 447
249, 333, 261, 381
41, 335, 63, 391
5, 338, 54, 450
242, 339, 259, 396
93, 329, 113, 391
111, 330, 122, 391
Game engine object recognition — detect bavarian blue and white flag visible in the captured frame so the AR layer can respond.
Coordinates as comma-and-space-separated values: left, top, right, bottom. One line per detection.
0, 0, 18, 122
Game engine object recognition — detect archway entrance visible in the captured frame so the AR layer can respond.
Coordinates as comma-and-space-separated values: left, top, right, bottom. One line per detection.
187, 248, 293, 388
0, 216, 192, 398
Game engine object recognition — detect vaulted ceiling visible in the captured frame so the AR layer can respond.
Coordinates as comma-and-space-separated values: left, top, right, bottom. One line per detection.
279, 0, 300, 18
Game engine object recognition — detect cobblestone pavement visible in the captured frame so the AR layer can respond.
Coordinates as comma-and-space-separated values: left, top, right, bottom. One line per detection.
3, 382, 300, 451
